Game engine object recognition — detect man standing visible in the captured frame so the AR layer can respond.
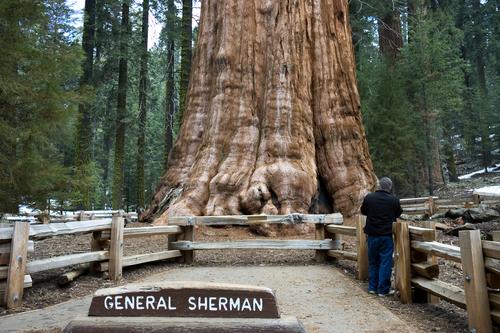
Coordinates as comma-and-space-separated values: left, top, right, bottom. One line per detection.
360, 177, 402, 297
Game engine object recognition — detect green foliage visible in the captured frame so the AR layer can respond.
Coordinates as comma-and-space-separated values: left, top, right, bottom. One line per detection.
70, 162, 104, 209
360, 58, 420, 196
401, 10, 465, 184
353, 0, 498, 196
0, 0, 82, 212
1, 0, 497, 212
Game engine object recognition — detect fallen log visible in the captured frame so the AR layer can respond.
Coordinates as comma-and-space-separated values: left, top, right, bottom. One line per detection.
327, 250, 357, 261
57, 264, 90, 286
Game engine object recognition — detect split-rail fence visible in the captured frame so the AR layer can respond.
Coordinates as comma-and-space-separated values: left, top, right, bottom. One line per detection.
401, 194, 499, 216
1, 211, 499, 332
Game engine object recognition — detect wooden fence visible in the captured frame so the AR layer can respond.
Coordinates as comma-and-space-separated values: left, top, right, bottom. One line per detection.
394, 221, 500, 333
2, 212, 499, 332
401, 194, 500, 216
317, 217, 499, 333
0, 213, 348, 309
0, 212, 181, 308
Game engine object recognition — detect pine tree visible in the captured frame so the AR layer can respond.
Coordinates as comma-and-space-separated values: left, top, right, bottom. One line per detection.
112, 0, 130, 209
0, 0, 81, 212
402, 10, 465, 186
136, 0, 149, 209
164, 0, 176, 169
178, 0, 192, 128
472, 0, 493, 170
74, 0, 97, 209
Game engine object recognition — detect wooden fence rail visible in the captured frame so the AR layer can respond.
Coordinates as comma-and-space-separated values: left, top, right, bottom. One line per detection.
1, 211, 499, 332
0, 213, 344, 309
0, 212, 181, 308
400, 194, 499, 216
394, 221, 499, 333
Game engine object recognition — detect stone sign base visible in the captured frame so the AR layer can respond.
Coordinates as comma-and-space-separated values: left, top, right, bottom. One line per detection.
63, 281, 306, 333
63, 315, 306, 333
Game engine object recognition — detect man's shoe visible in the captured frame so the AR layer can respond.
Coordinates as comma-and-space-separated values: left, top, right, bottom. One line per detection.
368, 290, 376, 295
378, 289, 395, 297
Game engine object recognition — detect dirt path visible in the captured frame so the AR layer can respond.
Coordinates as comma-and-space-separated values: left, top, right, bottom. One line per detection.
1, 264, 418, 333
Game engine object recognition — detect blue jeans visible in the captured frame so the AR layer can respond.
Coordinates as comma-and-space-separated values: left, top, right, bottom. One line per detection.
367, 235, 394, 294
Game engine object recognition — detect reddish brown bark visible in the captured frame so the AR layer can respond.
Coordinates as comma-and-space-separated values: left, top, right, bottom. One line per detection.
142, 0, 377, 225
378, 9, 403, 60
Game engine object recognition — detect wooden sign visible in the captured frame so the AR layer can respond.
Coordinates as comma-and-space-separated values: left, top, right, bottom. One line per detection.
89, 281, 280, 319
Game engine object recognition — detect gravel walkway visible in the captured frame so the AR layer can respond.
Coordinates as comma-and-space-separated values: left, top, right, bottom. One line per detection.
1, 264, 418, 333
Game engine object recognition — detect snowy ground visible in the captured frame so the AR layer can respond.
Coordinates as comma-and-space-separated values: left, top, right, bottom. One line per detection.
474, 185, 500, 197
458, 164, 500, 180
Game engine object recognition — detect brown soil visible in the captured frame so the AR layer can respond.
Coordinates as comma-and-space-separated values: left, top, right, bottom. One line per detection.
1, 221, 472, 333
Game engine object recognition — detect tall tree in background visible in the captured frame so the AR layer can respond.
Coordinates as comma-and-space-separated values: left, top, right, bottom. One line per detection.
178, 0, 192, 127
0, 0, 81, 212
112, 0, 130, 209
74, 0, 96, 209
164, 0, 176, 169
136, 0, 149, 209
143, 0, 377, 224
403, 9, 464, 186
378, 5, 403, 60
406, 0, 445, 194
488, 0, 500, 148
471, 0, 492, 171
362, 2, 418, 194
459, 0, 495, 169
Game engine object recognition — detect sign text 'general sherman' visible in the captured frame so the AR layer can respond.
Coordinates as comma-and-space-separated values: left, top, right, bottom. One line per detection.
89, 282, 280, 319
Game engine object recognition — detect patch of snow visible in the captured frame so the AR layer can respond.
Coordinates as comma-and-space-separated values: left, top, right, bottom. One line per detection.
18, 205, 40, 215
458, 164, 500, 180
474, 186, 500, 197
492, 148, 500, 156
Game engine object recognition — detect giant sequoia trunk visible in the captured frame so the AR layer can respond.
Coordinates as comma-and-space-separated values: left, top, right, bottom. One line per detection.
142, 0, 377, 224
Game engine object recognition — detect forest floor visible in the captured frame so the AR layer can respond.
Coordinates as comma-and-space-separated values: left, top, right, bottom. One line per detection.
0, 222, 475, 333
2, 174, 499, 332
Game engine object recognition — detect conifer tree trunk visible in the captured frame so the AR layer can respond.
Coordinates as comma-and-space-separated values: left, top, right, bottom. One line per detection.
378, 8, 403, 60
136, 0, 149, 209
407, 0, 444, 193
75, 0, 96, 209
472, 0, 492, 171
457, 1, 475, 156
164, 0, 176, 169
143, 0, 377, 224
178, 0, 192, 124
112, 0, 129, 209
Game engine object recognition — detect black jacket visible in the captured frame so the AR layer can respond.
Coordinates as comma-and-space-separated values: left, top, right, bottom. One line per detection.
360, 190, 403, 236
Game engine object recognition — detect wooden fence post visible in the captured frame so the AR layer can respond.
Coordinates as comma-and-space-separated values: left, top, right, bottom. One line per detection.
315, 224, 326, 263
4, 222, 30, 308
184, 225, 195, 264
427, 197, 436, 216
90, 231, 107, 273
473, 194, 481, 205
459, 230, 493, 333
356, 214, 368, 280
394, 221, 412, 304
108, 214, 124, 281
177, 222, 195, 264
422, 221, 439, 304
